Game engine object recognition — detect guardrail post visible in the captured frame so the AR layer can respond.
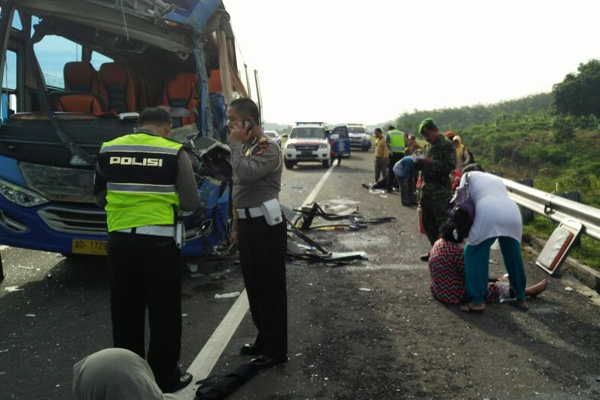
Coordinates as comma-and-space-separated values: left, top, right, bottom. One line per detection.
515, 178, 534, 223
555, 191, 582, 247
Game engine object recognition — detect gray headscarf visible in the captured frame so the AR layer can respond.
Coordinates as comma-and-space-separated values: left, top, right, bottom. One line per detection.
72, 348, 183, 400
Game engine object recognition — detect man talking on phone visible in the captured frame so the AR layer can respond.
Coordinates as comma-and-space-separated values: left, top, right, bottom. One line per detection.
226, 98, 288, 368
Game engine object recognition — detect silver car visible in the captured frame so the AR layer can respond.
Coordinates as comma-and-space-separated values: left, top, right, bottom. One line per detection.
264, 130, 282, 147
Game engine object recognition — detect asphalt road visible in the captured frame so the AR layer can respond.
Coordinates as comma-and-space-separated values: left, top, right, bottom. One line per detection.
1, 148, 600, 400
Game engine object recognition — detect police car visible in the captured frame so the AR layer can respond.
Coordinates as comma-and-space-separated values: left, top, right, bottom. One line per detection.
283, 122, 332, 169
347, 124, 372, 151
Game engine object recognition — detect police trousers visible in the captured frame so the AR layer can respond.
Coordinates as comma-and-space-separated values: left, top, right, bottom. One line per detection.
386, 152, 403, 190
237, 216, 288, 358
107, 232, 182, 390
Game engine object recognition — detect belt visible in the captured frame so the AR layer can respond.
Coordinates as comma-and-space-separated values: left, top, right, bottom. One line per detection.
115, 225, 175, 237
236, 206, 264, 219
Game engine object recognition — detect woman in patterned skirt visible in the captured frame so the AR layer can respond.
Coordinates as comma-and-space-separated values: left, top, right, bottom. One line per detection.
428, 221, 548, 306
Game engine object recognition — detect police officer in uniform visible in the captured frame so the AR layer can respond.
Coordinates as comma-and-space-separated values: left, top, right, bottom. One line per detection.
226, 98, 288, 369
386, 125, 407, 192
93, 107, 201, 392
415, 118, 456, 261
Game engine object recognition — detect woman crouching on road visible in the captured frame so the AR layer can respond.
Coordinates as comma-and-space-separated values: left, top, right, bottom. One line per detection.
458, 164, 540, 312
428, 221, 548, 308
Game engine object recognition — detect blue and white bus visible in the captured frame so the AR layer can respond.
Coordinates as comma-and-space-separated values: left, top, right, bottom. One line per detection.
0, 0, 247, 260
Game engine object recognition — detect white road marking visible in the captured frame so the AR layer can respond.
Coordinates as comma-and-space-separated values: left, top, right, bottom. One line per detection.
176, 291, 250, 397
301, 163, 337, 208
177, 165, 336, 398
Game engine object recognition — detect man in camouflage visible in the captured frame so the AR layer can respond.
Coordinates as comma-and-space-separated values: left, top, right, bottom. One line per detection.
415, 118, 456, 261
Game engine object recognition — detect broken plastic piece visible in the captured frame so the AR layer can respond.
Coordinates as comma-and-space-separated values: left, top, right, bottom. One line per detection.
214, 291, 241, 299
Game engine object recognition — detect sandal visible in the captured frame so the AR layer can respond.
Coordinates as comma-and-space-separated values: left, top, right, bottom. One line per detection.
513, 302, 529, 312
459, 303, 485, 313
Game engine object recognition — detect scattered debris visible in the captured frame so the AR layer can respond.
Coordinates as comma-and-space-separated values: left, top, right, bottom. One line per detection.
0, 349, 8, 353
359, 288, 373, 292
293, 202, 395, 231
4, 286, 23, 292
188, 264, 199, 273
214, 291, 241, 299
25, 314, 36, 317
565, 287, 574, 292
16, 265, 34, 270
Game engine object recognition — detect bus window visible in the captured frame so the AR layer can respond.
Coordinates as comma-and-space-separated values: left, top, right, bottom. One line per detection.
3, 50, 17, 91
12, 10, 22, 30
33, 34, 81, 89
0, 7, 23, 30
2, 50, 17, 119
90, 52, 113, 71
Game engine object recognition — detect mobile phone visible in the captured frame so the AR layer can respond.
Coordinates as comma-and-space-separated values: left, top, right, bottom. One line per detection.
243, 119, 254, 133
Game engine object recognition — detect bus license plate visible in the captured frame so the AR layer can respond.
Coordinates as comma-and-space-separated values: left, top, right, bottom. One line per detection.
72, 239, 107, 255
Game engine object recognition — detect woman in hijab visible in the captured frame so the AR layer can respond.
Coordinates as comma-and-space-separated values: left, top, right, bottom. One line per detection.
73, 348, 184, 400
452, 135, 474, 170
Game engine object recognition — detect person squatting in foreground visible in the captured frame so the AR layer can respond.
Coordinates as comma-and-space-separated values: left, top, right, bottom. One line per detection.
227, 98, 288, 369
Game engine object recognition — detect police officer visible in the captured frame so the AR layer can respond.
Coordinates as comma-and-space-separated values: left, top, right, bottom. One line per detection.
386, 125, 407, 192
415, 118, 456, 261
226, 98, 288, 369
93, 107, 201, 393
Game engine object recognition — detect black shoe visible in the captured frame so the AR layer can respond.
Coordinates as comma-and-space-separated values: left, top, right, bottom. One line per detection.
240, 343, 263, 355
161, 372, 193, 393
250, 355, 288, 369
420, 253, 430, 262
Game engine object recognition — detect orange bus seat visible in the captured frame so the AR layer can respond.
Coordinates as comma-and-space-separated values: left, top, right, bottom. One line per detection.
51, 94, 103, 115
162, 75, 198, 127
63, 62, 107, 108
99, 63, 137, 113
208, 69, 222, 93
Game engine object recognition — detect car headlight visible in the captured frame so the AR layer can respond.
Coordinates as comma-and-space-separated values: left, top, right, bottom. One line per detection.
318, 143, 328, 149
286, 144, 295, 150
0, 178, 49, 207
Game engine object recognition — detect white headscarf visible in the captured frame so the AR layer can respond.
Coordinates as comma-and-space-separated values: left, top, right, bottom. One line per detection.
73, 348, 183, 400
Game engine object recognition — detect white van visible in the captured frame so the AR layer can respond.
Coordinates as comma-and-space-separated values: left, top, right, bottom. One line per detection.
283, 124, 331, 169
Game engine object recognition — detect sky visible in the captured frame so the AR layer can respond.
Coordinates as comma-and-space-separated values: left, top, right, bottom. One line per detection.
225, 0, 600, 126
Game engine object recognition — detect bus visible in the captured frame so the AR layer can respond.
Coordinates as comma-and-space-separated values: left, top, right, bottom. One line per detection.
0, 0, 248, 259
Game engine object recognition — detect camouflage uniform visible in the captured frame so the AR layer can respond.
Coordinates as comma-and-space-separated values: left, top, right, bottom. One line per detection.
420, 137, 456, 245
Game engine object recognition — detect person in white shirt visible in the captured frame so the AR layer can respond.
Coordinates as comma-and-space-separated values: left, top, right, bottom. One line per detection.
458, 164, 528, 313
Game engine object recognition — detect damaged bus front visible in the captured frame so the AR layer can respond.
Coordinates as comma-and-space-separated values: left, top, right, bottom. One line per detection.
0, 0, 246, 257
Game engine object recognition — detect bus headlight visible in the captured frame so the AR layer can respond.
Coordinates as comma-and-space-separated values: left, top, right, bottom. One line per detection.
0, 178, 49, 208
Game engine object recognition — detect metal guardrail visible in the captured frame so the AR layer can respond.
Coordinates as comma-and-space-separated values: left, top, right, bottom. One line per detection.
501, 178, 600, 241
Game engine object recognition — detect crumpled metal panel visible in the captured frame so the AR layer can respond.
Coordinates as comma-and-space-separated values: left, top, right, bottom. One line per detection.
19, 162, 95, 204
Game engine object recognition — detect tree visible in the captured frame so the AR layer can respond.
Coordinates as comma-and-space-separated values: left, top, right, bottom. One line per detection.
552, 59, 600, 118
